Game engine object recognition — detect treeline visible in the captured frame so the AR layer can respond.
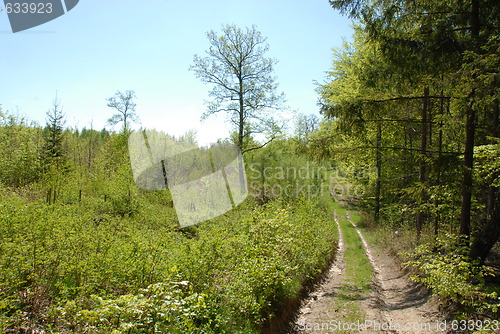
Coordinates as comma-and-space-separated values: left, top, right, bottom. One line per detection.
303, 0, 499, 319
0, 105, 127, 207
311, 0, 499, 260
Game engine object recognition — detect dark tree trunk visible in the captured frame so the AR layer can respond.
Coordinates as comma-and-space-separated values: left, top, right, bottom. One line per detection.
470, 0, 480, 39
237, 74, 246, 194
459, 90, 476, 238
459, 0, 480, 238
434, 95, 446, 236
469, 187, 500, 262
374, 122, 382, 223
238, 76, 244, 150
416, 87, 429, 240
487, 99, 499, 218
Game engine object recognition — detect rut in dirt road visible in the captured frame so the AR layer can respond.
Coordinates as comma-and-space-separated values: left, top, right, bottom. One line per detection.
293, 212, 347, 332
346, 212, 442, 334
290, 210, 443, 334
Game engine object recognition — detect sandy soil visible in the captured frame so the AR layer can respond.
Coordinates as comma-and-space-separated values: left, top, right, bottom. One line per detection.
289, 212, 444, 334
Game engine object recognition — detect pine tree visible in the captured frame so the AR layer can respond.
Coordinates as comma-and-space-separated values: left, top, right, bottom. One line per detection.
43, 94, 65, 162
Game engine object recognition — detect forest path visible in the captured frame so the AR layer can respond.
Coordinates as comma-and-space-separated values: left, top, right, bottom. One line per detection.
289, 210, 443, 333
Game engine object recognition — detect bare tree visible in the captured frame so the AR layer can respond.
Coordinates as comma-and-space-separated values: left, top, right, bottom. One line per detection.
295, 113, 320, 143
106, 90, 139, 134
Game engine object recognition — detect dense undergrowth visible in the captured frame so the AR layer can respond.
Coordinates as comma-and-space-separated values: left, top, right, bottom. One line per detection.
0, 183, 337, 333
402, 235, 500, 321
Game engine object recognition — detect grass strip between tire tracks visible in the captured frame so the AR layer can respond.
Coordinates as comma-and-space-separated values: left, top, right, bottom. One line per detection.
332, 203, 374, 328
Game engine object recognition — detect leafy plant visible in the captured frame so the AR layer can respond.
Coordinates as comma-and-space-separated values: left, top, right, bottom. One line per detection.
55, 280, 212, 333
402, 234, 499, 316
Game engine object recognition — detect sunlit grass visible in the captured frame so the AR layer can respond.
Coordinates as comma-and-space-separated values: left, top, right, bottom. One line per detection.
323, 204, 373, 328
340, 217, 372, 293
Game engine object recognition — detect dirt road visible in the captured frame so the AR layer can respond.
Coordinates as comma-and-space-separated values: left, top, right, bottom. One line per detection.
291, 211, 443, 333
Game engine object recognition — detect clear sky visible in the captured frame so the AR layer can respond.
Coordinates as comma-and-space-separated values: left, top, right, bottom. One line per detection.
0, 0, 353, 145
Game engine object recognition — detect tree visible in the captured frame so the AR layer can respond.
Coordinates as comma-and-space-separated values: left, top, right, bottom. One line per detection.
329, 0, 500, 257
106, 90, 139, 135
44, 93, 65, 161
295, 113, 319, 144
190, 24, 284, 153
0, 109, 43, 187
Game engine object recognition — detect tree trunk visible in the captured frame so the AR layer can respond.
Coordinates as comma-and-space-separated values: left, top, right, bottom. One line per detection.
237, 74, 246, 194
459, 90, 476, 238
469, 187, 500, 262
434, 95, 445, 236
416, 87, 429, 241
459, 0, 480, 238
238, 100, 244, 150
487, 99, 499, 218
374, 122, 382, 223
470, 0, 480, 38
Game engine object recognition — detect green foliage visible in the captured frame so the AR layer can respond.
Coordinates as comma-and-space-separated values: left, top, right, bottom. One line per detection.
246, 139, 332, 203
54, 280, 211, 333
315, 4, 499, 254
0, 92, 336, 333
170, 198, 338, 332
402, 234, 499, 316
0, 111, 43, 187
475, 139, 500, 187
294, 113, 320, 146
0, 164, 338, 334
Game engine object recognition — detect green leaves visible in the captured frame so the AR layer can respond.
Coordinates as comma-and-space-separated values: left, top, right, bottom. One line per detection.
55, 281, 209, 333
474, 140, 500, 187
0, 177, 338, 333
0, 111, 43, 187
402, 234, 499, 315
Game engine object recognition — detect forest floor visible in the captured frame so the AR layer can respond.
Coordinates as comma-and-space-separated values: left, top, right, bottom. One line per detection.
288, 210, 445, 334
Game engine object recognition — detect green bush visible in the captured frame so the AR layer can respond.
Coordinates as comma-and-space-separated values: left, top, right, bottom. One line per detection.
0, 185, 338, 333
402, 234, 499, 316
54, 280, 212, 334
173, 197, 338, 332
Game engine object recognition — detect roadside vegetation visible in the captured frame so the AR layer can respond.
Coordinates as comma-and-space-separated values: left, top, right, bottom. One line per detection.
0, 106, 339, 332
335, 207, 373, 328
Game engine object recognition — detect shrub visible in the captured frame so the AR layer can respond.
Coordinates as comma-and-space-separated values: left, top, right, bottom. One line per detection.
54, 280, 213, 333
402, 234, 499, 316
0, 185, 338, 333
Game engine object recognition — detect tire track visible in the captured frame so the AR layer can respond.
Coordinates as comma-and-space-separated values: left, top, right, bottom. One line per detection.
293, 212, 347, 333
290, 210, 443, 334
346, 212, 442, 334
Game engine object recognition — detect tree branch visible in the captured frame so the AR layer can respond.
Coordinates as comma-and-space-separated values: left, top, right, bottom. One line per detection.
242, 136, 277, 153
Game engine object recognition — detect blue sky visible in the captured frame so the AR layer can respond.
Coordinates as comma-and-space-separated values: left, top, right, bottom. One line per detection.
0, 0, 353, 145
